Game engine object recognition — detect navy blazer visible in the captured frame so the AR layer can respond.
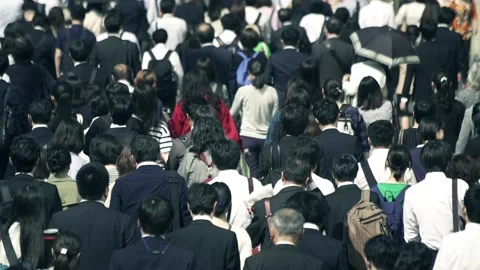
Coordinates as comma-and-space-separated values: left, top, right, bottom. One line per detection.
110, 236, 196, 270
27, 126, 53, 149
244, 244, 324, 270
184, 45, 232, 84
298, 228, 348, 270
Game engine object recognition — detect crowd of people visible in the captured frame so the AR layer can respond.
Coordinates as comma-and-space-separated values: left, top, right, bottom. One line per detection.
0, 0, 479, 269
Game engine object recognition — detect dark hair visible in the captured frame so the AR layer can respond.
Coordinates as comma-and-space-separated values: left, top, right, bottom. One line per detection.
313, 99, 339, 126
104, 10, 123, 33
50, 81, 74, 132
211, 182, 232, 218
413, 99, 436, 124
464, 185, 480, 223
326, 16, 342, 34
132, 85, 159, 131
28, 100, 52, 124
323, 77, 343, 101
291, 135, 321, 171
48, 7, 65, 29
196, 57, 216, 83
394, 242, 434, 270
285, 81, 310, 108
33, 148, 50, 180
334, 8, 350, 24
116, 145, 136, 176
0, 52, 9, 76
190, 117, 225, 154
52, 119, 84, 154
332, 154, 358, 182
196, 23, 215, 44
446, 155, 479, 187
300, 60, 319, 98
0, 185, 45, 269
421, 140, 452, 173
22, 1, 38, 12
211, 139, 240, 170
185, 101, 216, 122
285, 191, 325, 225
139, 196, 174, 235
70, 4, 86, 21
357, 76, 384, 110
406, 25, 420, 44
280, 105, 309, 136
110, 96, 132, 125
4, 22, 26, 39
32, 14, 49, 29
364, 235, 399, 270
387, 145, 412, 181
240, 28, 260, 49
88, 91, 109, 117
69, 40, 89, 62
220, 13, 239, 31
105, 82, 130, 101
10, 136, 41, 173
89, 134, 122, 165
63, 74, 85, 108
47, 146, 72, 174
208, 0, 225, 22
130, 135, 160, 163
310, 1, 325, 13
419, 116, 443, 141
433, 71, 454, 112
281, 26, 300, 47
419, 20, 437, 41
160, 0, 175, 13
187, 183, 218, 215
52, 232, 82, 270
76, 163, 109, 200
181, 71, 221, 112
230, 3, 246, 23
248, 59, 265, 89
438, 7, 456, 25
278, 8, 292, 22
368, 120, 395, 148
152, 29, 168, 44
283, 157, 311, 185
12, 37, 34, 62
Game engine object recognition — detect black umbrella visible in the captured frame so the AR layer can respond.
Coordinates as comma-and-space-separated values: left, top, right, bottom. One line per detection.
350, 26, 420, 68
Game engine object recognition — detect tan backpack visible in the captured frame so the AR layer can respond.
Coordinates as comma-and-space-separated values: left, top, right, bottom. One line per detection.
345, 191, 391, 269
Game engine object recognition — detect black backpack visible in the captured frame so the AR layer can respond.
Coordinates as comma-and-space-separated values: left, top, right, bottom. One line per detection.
147, 50, 177, 88
0, 86, 14, 151
0, 184, 13, 225
216, 36, 240, 55
261, 143, 282, 187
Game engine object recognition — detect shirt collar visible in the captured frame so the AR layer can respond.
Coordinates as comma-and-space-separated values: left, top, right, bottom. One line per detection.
284, 45, 296, 50
110, 123, 127, 128
466, 223, 480, 232
154, 43, 167, 49
34, 26, 45, 31
370, 148, 389, 158
276, 240, 296, 246
15, 172, 33, 176
303, 222, 320, 231
438, 23, 449, 28
32, 124, 48, 130
192, 215, 212, 221
282, 21, 292, 26
217, 169, 241, 178
137, 161, 159, 168
337, 181, 355, 187
322, 126, 338, 131
424, 172, 448, 181
162, 13, 174, 18
417, 144, 425, 148
201, 42, 214, 47
74, 61, 87, 67
80, 199, 105, 205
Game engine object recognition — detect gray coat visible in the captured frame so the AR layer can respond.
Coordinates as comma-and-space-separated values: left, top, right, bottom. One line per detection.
456, 106, 477, 154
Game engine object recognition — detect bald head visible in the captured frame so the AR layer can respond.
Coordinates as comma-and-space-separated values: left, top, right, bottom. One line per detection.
112, 64, 130, 81
196, 23, 214, 44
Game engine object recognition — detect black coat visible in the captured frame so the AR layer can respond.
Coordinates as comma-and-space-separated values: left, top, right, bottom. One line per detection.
84, 116, 112, 155
167, 219, 241, 270
312, 37, 355, 86
49, 201, 138, 270
115, 0, 149, 39
28, 29, 56, 78
174, 2, 205, 28
104, 127, 138, 147
27, 126, 53, 149
184, 45, 232, 85
269, 24, 311, 54
244, 244, 325, 270
298, 228, 348, 270
69, 63, 107, 88
435, 26, 466, 90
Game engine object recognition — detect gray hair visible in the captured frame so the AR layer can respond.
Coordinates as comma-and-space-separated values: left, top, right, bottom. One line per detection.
271, 208, 305, 238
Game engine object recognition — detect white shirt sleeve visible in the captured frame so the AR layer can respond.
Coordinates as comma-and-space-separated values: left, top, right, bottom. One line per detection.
230, 87, 245, 117
388, 6, 396, 28
403, 189, 420, 243
358, 9, 366, 29
147, 0, 159, 24
231, 200, 253, 229
433, 236, 452, 270
170, 51, 184, 84
238, 229, 253, 270
141, 51, 152, 70
354, 165, 369, 190
395, 5, 407, 27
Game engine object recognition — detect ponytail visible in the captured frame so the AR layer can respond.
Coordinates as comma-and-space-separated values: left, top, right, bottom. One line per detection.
54, 249, 73, 270
433, 72, 453, 112
248, 59, 265, 89
52, 232, 82, 270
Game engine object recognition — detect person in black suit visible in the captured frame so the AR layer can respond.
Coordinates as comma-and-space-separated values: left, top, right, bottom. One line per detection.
244, 208, 325, 270
110, 196, 196, 270
104, 96, 138, 146
67, 40, 106, 88
49, 163, 138, 270
334, 8, 354, 45
285, 192, 348, 270
313, 99, 363, 182
27, 99, 54, 149
324, 154, 380, 241
248, 157, 327, 249
28, 14, 56, 78
89, 10, 140, 82
265, 26, 310, 106
269, 8, 311, 55
364, 235, 399, 270
312, 16, 354, 87
110, 135, 191, 225
167, 183, 240, 270
174, 0, 205, 34
115, 0, 149, 40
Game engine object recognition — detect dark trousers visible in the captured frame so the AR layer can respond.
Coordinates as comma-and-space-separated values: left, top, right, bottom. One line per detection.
277, 90, 286, 107
462, 38, 471, 80
241, 136, 265, 178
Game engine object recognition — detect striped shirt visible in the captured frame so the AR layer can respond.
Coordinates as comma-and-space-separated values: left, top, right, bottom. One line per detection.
148, 121, 173, 153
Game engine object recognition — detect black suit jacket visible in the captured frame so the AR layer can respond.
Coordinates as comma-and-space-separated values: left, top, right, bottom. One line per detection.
28, 29, 56, 78
185, 45, 232, 85
49, 201, 137, 270
316, 129, 363, 181
167, 220, 240, 270
174, 2, 205, 29
244, 244, 324, 270
110, 236, 196, 270
115, 0, 149, 39
312, 37, 355, 86
324, 184, 380, 241
104, 127, 138, 147
435, 26, 466, 90
27, 126, 53, 149
299, 229, 348, 270
2, 174, 62, 221
69, 63, 107, 88
269, 24, 311, 54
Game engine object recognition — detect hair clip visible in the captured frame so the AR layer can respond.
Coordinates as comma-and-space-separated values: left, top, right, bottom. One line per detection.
60, 248, 68, 255
336, 87, 342, 93
440, 76, 448, 83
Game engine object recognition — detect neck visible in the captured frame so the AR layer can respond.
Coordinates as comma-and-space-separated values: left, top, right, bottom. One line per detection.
72, 20, 82, 25
327, 33, 339, 39
283, 180, 304, 188
275, 236, 297, 246
386, 174, 405, 183
372, 146, 389, 151
54, 171, 70, 178
413, 122, 419, 128
320, 124, 337, 130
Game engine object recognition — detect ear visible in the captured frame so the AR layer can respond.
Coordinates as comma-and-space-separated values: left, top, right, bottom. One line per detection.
212, 201, 218, 216
462, 206, 468, 221
281, 171, 285, 182
50, 95, 56, 104
368, 138, 372, 146
137, 219, 141, 228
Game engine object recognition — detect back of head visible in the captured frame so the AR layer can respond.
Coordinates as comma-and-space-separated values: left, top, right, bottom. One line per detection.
332, 154, 358, 182
211, 182, 232, 218
132, 84, 159, 129
196, 57, 215, 82
432, 71, 453, 111
334, 8, 350, 25
160, 0, 175, 14
406, 25, 420, 43
152, 29, 168, 44
88, 91, 109, 117
368, 120, 395, 148
387, 145, 412, 181
110, 95, 132, 125
89, 134, 122, 166
105, 82, 130, 101
248, 59, 265, 89
28, 99, 52, 125
357, 76, 383, 110
364, 235, 399, 270
190, 116, 225, 154
283, 157, 311, 185
70, 4, 86, 21
32, 14, 49, 29
285, 82, 310, 108
52, 118, 84, 154
12, 37, 34, 62
438, 7, 456, 25
230, 3, 246, 22
284, 191, 324, 226
300, 60, 318, 87
47, 146, 72, 175
63, 74, 85, 108
185, 102, 217, 123
48, 7, 65, 29
4, 22, 26, 39
104, 10, 123, 33
326, 16, 342, 35
394, 242, 434, 270
323, 77, 343, 101
10, 136, 41, 173
420, 20, 437, 41
419, 116, 443, 141
464, 185, 480, 223
291, 135, 321, 171
139, 196, 174, 235
413, 99, 436, 124
76, 162, 109, 200
211, 139, 241, 171
221, 13, 239, 31
130, 135, 160, 163
271, 208, 305, 239
187, 183, 218, 215
280, 105, 309, 136
52, 232, 82, 270
310, 1, 325, 14
278, 8, 292, 23
313, 99, 339, 126
240, 28, 260, 50
69, 40, 90, 62
112, 64, 130, 81
446, 154, 479, 186
421, 140, 452, 173
281, 26, 300, 47
196, 23, 215, 44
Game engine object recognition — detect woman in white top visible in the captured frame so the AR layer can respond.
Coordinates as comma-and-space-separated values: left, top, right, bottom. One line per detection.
344, 59, 387, 107
395, 0, 426, 29
0, 185, 46, 269
230, 59, 279, 178
357, 76, 393, 127
211, 183, 252, 269
299, 2, 327, 42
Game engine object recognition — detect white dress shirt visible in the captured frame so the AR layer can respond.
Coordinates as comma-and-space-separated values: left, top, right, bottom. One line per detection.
0, 222, 20, 267
96, 32, 140, 51
273, 173, 334, 196
68, 152, 89, 181
213, 30, 238, 47
245, 6, 262, 26
395, 2, 426, 27
0, 0, 22, 38
117, 80, 135, 94
403, 172, 470, 250
299, 13, 326, 43
358, 0, 396, 29
148, 14, 187, 51
209, 170, 263, 228
141, 43, 184, 87
434, 223, 480, 270
344, 61, 386, 107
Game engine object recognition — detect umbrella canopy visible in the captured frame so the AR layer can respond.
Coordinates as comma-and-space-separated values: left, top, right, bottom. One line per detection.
350, 26, 420, 68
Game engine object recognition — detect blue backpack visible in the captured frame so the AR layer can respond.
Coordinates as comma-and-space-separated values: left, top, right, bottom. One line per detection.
236, 51, 260, 87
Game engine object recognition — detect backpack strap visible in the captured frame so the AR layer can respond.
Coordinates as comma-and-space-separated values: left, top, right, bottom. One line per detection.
237, 51, 248, 60
398, 129, 405, 145
361, 190, 370, 203
2, 231, 19, 266
147, 50, 156, 61
119, 31, 124, 39
163, 50, 173, 60
216, 37, 225, 46
198, 153, 214, 182
269, 143, 280, 170
165, 171, 181, 230
452, 178, 460, 232
254, 12, 262, 25
264, 198, 272, 230
339, 104, 349, 117
248, 177, 254, 194
394, 185, 410, 204
88, 66, 98, 85
325, 40, 348, 74
361, 160, 377, 188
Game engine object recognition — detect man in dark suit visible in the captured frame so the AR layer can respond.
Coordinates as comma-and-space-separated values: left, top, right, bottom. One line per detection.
244, 208, 325, 270
110, 135, 191, 226
89, 10, 140, 82
104, 96, 138, 146
286, 192, 348, 270
324, 154, 380, 241
265, 26, 310, 106
334, 7, 354, 45
269, 8, 310, 54
312, 16, 355, 87
313, 99, 363, 181
67, 40, 106, 88
115, 0, 149, 40
49, 163, 137, 270
28, 14, 56, 77
174, 0, 205, 34
167, 183, 240, 270
110, 196, 196, 270
2, 136, 62, 220
27, 99, 53, 149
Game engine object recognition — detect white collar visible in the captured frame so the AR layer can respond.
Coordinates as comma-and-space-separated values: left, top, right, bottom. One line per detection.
466, 223, 480, 232
337, 181, 355, 187
303, 222, 320, 231
137, 161, 159, 168
222, 29, 236, 36
282, 21, 292, 26
118, 80, 134, 93
154, 43, 167, 49
80, 199, 105, 205
417, 144, 425, 148
283, 45, 296, 50
162, 13, 174, 18
201, 42, 214, 47
322, 126, 338, 131
15, 172, 33, 176
74, 61, 87, 67
438, 23, 449, 28
276, 241, 296, 246
192, 215, 212, 221
32, 124, 48, 130
110, 123, 127, 128
424, 172, 448, 180
217, 169, 241, 178
369, 148, 389, 158
278, 183, 306, 192
34, 26, 45, 31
